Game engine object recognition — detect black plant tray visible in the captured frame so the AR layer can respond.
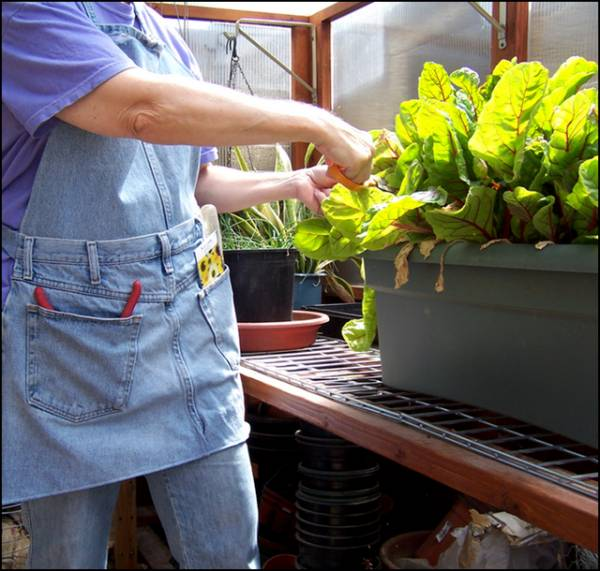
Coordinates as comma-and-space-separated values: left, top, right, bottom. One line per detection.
302, 303, 377, 343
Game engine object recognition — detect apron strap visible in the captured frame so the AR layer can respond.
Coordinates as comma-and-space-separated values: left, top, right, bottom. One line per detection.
2, 224, 20, 259
81, 2, 99, 24
3, 225, 34, 280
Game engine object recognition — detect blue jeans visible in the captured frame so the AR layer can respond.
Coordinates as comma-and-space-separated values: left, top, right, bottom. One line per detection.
22, 443, 260, 569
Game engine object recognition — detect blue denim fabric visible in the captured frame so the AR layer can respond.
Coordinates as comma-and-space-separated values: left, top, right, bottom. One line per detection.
22, 443, 260, 569
2, 5, 252, 558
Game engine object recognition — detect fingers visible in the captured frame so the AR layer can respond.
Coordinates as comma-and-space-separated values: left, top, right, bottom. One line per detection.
315, 187, 331, 202
313, 188, 330, 216
307, 165, 337, 187
341, 130, 374, 183
315, 121, 374, 185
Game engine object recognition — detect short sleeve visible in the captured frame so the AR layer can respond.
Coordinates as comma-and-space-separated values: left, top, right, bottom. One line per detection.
200, 147, 219, 165
1, 2, 137, 137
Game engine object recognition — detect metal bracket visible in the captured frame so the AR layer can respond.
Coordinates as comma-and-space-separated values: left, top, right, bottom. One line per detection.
234, 18, 318, 104
468, 1, 507, 50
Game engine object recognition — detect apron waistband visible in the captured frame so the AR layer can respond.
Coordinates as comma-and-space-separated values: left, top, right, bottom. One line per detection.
2, 216, 205, 267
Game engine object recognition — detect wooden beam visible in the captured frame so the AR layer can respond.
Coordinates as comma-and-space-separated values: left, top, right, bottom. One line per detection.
241, 367, 598, 552
491, 2, 529, 67
311, 16, 332, 111
147, 3, 309, 23
291, 26, 314, 170
114, 479, 137, 570
310, 2, 372, 25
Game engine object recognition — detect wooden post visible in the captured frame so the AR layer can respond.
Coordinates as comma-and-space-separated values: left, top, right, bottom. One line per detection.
291, 26, 314, 170
114, 479, 137, 570
491, 2, 529, 67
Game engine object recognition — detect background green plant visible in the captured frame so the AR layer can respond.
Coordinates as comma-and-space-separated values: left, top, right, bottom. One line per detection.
219, 144, 356, 301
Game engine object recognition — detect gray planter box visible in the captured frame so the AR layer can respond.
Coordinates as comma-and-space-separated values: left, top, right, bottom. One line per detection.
363, 243, 598, 448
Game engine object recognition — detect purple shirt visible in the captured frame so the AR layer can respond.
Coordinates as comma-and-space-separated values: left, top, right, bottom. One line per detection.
2, 2, 217, 305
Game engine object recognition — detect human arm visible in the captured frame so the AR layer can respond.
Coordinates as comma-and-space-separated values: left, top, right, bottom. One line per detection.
195, 163, 335, 214
56, 67, 373, 183
3, 2, 372, 182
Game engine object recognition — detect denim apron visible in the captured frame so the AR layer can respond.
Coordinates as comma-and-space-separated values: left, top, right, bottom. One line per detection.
1, 2, 248, 505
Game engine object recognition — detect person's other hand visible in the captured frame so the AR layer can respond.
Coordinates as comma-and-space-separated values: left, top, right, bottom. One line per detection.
293, 165, 337, 215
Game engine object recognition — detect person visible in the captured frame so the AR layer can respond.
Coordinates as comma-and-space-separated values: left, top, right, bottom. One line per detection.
1, 2, 373, 569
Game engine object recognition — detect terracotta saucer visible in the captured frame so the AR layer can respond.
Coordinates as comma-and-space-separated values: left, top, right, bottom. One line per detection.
238, 310, 330, 353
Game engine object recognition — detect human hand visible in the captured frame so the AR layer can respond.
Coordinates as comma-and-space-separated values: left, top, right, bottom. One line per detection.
293, 165, 337, 215
313, 111, 374, 184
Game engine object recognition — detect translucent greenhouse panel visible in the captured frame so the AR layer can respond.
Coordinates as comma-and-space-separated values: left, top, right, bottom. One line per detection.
528, 2, 598, 87
332, 2, 492, 131
167, 18, 292, 170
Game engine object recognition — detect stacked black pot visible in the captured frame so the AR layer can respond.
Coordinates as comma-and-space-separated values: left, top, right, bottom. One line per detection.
246, 403, 301, 558
294, 423, 381, 570
246, 403, 300, 494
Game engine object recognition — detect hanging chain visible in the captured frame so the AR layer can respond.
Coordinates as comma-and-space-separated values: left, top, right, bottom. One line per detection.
225, 33, 255, 170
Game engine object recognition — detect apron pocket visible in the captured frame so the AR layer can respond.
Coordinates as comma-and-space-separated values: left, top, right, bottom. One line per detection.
26, 305, 142, 423
197, 268, 241, 371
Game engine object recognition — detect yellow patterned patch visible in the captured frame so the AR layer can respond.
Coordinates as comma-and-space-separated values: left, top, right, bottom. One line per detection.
194, 232, 225, 288
198, 244, 224, 287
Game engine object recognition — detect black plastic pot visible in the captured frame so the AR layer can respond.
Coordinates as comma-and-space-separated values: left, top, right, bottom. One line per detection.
248, 431, 297, 452
247, 410, 300, 434
297, 422, 340, 439
224, 248, 297, 322
295, 430, 377, 471
298, 482, 380, 500
296, 514, 380, 538
296, 504, 381, 527
298, 464, 380, 493
297, 526, 380, 549
296, 490, 381, 517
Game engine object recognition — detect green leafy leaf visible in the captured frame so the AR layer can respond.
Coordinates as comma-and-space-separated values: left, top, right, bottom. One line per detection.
294, 218, 333, 259
293, 218, 362, 261
362, 190, 444, 250
546, 89, 597, 176
424, 185, 497, 243
532, 195, 559, 241
399, 160, 425, 196
450, 67, 484, 119
469, 62, 548, 180
395, 100, 421, 147
370, 129, 402, 172
479, 57, 517, 101
566, 156, 598, 237
416, 100, 470, 189
418, 62, 455, 103
321, 186, 392, 239
503, 186, 549, 241
513, 138, 547, 188
342, 286, 377, 351
534, 57, 598, 133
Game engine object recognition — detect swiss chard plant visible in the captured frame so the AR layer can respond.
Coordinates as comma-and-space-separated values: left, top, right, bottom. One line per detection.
294, 56, 598, 351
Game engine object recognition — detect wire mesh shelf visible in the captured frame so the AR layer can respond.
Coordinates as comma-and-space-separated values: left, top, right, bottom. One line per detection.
241, 336, 598, 500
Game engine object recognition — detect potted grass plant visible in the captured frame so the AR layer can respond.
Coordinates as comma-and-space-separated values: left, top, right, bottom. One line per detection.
294, 56, 598, 447
220, 145, 354, 323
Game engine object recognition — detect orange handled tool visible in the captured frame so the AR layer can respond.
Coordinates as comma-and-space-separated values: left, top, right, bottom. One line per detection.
326, 163, 364, 191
